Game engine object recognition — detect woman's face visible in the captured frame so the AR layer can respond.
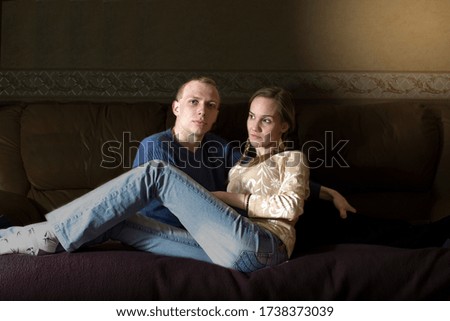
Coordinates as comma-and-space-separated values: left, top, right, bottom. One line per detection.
247, 96, 289, 155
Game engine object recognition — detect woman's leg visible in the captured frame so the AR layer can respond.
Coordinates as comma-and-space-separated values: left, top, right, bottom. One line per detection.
126, 161, 287, 271
1, 162, 160, 256
47, 160, 286, 271
0, 222, 59, 255
109, 214, 213, 263
0, 168, 150, 255
45, 161, 167, 252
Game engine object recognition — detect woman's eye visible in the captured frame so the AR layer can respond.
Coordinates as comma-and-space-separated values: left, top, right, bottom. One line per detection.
263, 118, 272, 124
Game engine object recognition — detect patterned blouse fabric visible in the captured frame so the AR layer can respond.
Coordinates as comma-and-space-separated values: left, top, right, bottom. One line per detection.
227, 150, 310, 257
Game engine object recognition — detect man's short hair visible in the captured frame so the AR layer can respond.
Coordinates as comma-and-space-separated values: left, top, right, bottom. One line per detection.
175, 76, 219, 100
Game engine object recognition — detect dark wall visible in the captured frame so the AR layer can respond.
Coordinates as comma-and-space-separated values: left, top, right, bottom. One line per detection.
2, 0, 450, 72
1, 0, 302, 71
0, 0, 449, 101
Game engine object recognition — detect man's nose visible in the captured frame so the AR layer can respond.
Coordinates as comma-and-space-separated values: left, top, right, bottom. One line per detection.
197, 103, 206, 115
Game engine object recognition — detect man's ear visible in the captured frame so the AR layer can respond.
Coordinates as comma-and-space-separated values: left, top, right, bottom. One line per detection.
172, 100, 180, 116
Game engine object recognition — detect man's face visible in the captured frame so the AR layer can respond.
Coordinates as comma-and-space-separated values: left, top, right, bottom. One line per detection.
172, 80, 220, 142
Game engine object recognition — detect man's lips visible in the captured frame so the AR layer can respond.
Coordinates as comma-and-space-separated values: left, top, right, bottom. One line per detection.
193, 120, 207, 126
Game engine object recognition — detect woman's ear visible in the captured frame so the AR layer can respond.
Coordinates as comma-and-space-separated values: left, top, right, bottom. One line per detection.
281, 122, 289, 133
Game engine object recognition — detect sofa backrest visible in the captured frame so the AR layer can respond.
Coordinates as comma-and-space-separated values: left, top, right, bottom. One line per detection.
296, 101, 447, 222
0, 100, 448, 223
0, 102, 167, 213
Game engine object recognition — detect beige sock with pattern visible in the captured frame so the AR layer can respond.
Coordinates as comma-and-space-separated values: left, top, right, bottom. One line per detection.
0, 222, 59, 255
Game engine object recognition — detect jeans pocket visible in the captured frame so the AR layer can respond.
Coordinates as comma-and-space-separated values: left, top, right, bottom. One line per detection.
234, 250, 273, 273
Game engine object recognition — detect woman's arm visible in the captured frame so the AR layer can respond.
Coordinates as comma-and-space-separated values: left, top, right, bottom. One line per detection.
245, 151, 309, 222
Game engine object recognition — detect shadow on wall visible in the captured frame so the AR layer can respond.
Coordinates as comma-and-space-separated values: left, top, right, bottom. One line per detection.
1, 0, 304, 71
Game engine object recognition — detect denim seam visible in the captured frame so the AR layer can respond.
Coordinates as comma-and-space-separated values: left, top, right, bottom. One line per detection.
124, 220, 202, 248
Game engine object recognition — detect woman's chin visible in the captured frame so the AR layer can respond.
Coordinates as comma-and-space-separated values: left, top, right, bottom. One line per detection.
249, 141, 262, 148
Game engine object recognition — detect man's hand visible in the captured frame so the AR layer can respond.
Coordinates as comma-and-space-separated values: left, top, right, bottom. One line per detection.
319, 186, 357, 219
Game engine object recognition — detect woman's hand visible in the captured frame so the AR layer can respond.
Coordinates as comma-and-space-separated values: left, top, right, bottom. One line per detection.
319, 186, 357, 219
211, 191, 247, 209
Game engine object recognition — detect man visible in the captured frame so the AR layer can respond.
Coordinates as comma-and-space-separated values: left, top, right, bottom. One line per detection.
133, 77, 355, 229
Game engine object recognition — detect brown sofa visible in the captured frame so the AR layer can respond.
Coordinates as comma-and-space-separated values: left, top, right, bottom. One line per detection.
0, 99, 449, 300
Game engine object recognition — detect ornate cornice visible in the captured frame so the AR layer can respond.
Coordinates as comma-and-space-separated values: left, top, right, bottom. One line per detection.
0, 70, 449, 101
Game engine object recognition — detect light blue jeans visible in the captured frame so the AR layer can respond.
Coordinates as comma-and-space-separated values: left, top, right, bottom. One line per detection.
45, 160, 288, 272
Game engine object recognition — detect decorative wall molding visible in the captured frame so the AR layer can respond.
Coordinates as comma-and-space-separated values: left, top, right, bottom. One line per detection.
0, 70, 449, 101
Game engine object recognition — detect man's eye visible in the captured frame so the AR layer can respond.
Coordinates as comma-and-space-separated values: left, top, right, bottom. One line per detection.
189, 100, 198, 105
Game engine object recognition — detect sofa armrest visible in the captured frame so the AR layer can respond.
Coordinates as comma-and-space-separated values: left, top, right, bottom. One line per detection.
0, 190, 44, 226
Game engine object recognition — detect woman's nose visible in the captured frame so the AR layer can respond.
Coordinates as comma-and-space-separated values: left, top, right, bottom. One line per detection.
251, 123, 261, 132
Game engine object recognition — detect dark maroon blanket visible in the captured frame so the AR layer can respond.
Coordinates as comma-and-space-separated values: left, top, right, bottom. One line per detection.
1, 244, 449, 300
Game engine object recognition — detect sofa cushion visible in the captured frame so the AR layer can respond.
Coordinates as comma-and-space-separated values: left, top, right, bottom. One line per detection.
295, 102, 443, 221
297, 102, 441, 193
0, 245, 449, 300
0, 190, 43, 225
20, 102, 167, 212
0, 105, 30, 195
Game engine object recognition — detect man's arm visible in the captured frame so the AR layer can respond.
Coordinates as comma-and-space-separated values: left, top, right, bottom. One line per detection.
318, 185, 357, 219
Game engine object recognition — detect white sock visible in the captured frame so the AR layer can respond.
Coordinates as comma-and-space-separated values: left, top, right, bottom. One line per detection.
0, 222, 59, 255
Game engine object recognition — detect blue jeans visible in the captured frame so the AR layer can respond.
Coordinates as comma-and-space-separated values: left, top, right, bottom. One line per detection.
46, 160, 288, 272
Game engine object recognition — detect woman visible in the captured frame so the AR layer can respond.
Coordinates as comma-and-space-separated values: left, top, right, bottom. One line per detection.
0, 87, 309, 272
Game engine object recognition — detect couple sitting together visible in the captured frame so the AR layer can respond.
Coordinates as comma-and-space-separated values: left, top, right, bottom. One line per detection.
0, 77, 448, 272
